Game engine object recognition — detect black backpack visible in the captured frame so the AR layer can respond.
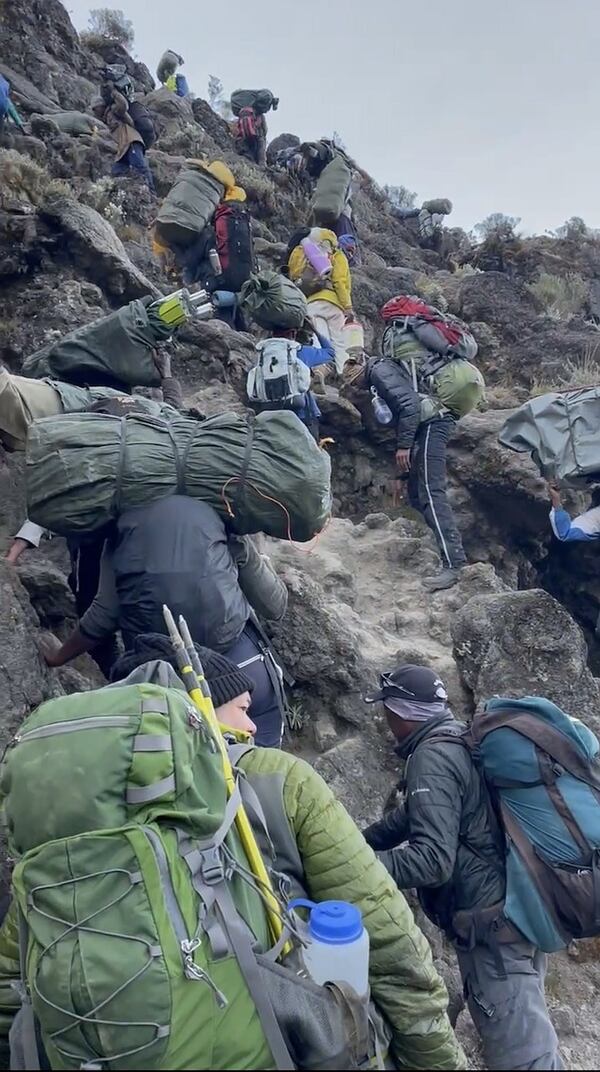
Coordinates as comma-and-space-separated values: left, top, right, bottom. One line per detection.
128, 99, 156, 149
213, 202, 255, 293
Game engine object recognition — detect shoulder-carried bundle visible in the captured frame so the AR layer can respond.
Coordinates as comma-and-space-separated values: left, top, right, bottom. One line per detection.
247, 338, 311, 407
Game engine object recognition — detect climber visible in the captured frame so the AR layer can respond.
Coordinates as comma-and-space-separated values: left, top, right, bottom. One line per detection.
231, 89, 279, 167
362, 662, 563, 1072
0, 636, 465, 1072
248, 325, 335, 441
156, 49, 189, 96
288, 227, 353, 374
366, 334, 470, 592
39, 495, 288, 748
391, 199, 453, 252
93, 78, 155, 192
0, 74, 25, 136
548, 482, 600, 541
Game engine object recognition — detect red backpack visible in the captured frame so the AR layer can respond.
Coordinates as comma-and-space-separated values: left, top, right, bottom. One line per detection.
213, 202, 255, 293
236, 106, 258, 141
381, 294, 477, 361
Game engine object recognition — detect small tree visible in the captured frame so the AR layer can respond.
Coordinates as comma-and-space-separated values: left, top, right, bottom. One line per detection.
473, 212, 521, 241
208, 75, 232, 120
556, 216, 590, 241
383, 184, 418, 211
87, 8, 135, 48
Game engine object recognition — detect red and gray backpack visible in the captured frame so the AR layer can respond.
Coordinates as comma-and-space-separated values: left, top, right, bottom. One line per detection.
213, 202, 256, 293
236, 106, 258, 141
381, 295, 478, 361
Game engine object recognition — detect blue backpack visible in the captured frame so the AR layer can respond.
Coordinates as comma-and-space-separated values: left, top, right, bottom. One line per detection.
0, 74, 10, 116
466, 697, 600, 952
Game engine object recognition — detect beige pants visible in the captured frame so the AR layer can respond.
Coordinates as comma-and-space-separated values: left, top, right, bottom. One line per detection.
0, 368, 61, 450
309, 300, 349, 374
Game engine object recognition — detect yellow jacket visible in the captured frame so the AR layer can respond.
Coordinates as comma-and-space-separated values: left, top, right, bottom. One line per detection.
288, 228, 352, 311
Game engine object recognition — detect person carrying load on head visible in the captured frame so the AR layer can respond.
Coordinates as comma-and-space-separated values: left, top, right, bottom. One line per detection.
365, 295, 485, 591
40, 493, 289, 749
391, 197, 453, 252
231, 89, 279, 167
156, 49, 189, 96
93, 67, 155, 192
246, 319, 335, 443
0, 631, 466, 1072
363, 662, 563, 1072
288, 228, 353, 375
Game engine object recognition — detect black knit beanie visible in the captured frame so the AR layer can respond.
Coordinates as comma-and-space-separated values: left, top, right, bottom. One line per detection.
110, 632, 255, 707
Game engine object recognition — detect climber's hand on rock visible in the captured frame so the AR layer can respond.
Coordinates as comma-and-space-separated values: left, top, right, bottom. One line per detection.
395, 448, 411, 474
38, 634, 63, 668
547, 481, 561, 508
5, 538, 32, 565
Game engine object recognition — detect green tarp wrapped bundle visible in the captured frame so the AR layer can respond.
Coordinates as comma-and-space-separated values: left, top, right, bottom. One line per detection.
22, 298, 169, 388
499, 387, 600, 486
26, 409, 332, 541
240, 271, 307, 329
312, 153, 352, 226
155, 161, 224, 249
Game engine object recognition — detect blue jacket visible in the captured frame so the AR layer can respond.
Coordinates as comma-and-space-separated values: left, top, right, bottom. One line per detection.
550, 505, 600, 542
296, 331, 335, 422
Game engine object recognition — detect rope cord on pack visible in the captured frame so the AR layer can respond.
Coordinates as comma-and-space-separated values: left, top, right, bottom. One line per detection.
162, 608, 289, 950
26, 871, 169, 1065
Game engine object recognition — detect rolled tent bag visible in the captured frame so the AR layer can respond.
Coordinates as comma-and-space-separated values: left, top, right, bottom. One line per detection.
312, 154, 352, 226
22, 298, 170, 388
26, 410, 332, 541
155, 161, 224, 249
240, 271, 307, 329
499, 387, 600, 486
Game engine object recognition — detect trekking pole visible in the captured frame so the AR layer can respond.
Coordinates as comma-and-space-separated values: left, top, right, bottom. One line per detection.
162, 606, 286, 948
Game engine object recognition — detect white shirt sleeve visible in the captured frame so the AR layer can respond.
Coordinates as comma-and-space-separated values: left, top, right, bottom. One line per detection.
14, 520, 47, 547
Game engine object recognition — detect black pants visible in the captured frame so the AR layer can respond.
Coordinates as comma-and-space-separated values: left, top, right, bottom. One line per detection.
407, 417, 466, 570
68, 537, 119, 677
225, 624, 284, 748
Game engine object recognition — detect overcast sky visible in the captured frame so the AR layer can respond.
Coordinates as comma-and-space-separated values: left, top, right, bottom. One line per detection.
66, 0, 600, 235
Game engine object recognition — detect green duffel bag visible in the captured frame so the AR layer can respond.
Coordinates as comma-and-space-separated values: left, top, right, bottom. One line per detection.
230, 88, 275, 116
240, 271, 307, 329
22, 298, 171, 388
26, 409, 332, 541
312, 154, 352, 226
156, 161, 224, 249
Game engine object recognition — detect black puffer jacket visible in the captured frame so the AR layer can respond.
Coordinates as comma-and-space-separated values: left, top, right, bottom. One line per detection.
366, 358, 421, 449
363, 715, 506, 935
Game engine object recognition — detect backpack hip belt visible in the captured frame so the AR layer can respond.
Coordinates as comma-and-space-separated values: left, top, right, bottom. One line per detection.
452, 902, 522, 948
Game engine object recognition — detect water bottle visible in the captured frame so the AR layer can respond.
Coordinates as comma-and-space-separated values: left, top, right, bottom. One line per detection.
300, 237, 331, 278
371, 387, 393, 425
288, 898, 370, 998
208, 248, 222, 275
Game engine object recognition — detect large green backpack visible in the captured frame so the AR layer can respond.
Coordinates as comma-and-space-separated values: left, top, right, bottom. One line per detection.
1, 681, 382, 1072
383, 325, 485, 420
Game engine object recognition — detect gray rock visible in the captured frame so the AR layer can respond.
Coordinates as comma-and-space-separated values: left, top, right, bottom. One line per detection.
452, 588, 600, 730
16, 558, 76, 627
552, 1005, 576, 1038
40, 195, 158, 300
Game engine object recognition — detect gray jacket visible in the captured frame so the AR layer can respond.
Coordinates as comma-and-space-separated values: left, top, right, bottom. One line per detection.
80, 497, 287, 652
363, 716, 506, 935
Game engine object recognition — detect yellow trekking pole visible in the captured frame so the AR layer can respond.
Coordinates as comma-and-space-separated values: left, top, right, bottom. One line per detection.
162, 606, 286, 948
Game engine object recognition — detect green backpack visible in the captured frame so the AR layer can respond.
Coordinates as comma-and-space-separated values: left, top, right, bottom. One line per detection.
426, 358, 486, 419
383, 327, 485, 420
1, 682, 382, 1072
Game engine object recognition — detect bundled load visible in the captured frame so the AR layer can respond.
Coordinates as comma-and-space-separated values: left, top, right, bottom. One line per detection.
311, 153, 352, 226
26, 409, 332, 541
381, 295, 478, 361
240, 270, 307, 329
156, 48, 184, 84
155, 160, 234, 249
22, 298, 173, 388
499, 387, 600, 486
421, 198, 453, 216
30, 110, 98, 136
230, 89, 277, 116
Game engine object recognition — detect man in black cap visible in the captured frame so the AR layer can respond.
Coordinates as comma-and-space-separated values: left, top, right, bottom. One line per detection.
363, 663, 562, 1072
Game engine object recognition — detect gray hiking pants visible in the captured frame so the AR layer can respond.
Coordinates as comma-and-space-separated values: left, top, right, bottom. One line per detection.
456, 940, 563, 1070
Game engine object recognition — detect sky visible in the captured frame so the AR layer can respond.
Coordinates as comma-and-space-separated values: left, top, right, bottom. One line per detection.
66, 0, 600, 235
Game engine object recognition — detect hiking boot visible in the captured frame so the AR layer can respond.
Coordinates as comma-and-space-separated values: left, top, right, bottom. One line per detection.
422, 567, 462, 592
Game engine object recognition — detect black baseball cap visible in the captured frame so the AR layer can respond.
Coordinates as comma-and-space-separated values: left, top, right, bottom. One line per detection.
365, 664, 448, 706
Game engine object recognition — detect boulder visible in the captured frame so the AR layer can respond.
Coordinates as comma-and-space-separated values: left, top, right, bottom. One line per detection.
452, 587, 600, 731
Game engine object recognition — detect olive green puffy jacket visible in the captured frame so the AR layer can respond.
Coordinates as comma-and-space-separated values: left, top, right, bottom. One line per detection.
0, 747, 465, 1071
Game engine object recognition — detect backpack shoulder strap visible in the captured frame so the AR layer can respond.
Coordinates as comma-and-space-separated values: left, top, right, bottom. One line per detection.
472, 708, 600, 791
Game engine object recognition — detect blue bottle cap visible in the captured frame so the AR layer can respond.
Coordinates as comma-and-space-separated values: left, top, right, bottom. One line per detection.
289, 898, 363, 944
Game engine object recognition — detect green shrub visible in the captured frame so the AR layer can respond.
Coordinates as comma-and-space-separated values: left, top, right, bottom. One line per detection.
526, 271, 588, 321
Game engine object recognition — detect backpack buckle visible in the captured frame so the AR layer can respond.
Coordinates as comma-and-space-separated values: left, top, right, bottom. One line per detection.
198, 846, 225, 885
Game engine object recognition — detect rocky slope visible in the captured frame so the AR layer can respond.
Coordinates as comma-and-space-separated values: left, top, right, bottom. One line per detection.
2, 1, 600, 1065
